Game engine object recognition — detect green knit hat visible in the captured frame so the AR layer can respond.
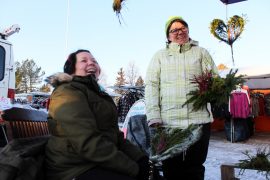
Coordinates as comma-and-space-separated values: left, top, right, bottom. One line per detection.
165, 16, 188, 38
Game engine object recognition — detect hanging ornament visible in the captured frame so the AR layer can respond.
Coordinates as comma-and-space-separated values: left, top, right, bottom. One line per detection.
210, 15, 246, 65
113, 0, 125, 24
219, 0, 247, 5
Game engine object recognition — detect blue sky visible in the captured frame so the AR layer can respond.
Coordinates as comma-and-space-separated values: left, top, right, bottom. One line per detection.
1, 0, 269, 86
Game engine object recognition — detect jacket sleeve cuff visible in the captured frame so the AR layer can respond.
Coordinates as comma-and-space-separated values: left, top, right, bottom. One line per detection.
147, 118, 162, 126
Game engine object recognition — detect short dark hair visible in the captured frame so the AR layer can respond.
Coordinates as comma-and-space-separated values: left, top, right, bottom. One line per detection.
63, 49, 90, 74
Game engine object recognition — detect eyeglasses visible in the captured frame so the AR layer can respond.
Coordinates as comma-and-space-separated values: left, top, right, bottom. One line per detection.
169, 27, 188, 34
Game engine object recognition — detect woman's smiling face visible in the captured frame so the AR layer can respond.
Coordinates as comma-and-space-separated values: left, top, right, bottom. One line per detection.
74, 51, 100, 78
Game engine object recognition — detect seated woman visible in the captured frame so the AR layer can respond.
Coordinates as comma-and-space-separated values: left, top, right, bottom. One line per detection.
45, 49, 149, 180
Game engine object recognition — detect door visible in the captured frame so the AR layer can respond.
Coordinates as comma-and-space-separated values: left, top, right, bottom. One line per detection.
0, 41, 11, 98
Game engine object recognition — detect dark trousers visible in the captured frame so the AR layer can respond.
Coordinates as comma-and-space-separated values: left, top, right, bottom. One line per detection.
162, 123, 211, 180
75, 167, 136, 180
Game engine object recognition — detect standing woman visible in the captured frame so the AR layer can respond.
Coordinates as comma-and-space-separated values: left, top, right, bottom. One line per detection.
145, 17, 218, 180
45, 49, 149, 180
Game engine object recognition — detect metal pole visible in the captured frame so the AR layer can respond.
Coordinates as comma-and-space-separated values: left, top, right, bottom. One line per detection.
230, 118, 235, 143
1, 125, 8, 144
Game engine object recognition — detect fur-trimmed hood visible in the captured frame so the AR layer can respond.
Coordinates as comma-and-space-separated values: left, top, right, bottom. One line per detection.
45, 73, 101, 94
45, 73, 73, 88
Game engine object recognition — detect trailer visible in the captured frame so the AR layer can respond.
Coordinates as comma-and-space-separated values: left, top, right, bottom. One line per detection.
0, 24, 20, 100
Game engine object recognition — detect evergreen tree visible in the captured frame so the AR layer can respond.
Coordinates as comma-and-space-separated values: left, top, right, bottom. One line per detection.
114, 67, 126, 95
15, 59, 45, 93
40, 83, 51, 93
15, 61, 23, 91
135, 76, 144, 86
115, 67, 126, 86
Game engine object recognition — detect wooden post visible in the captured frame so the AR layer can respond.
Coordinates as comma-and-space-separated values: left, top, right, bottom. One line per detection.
220, 164, 240, 180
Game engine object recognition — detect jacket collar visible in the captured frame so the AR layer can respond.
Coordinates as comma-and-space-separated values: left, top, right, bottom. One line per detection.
167, 39, 198, 54
46, 73, 100, 92
73, 75, 101, 93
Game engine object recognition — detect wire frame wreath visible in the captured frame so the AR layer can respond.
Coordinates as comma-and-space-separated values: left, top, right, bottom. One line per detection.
210, 15, 246, 65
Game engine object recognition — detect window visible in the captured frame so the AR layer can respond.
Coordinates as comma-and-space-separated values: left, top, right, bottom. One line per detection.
0, 46, 5, 81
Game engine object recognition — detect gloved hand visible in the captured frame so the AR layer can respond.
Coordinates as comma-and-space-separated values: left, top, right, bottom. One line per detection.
136, 156, 150, 180
149, 122, 163, 140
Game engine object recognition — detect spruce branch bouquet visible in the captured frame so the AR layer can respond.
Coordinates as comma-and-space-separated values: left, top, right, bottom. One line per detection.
150, 124, 202, 162
182, 69, 245, 116
238, 147, 270, 179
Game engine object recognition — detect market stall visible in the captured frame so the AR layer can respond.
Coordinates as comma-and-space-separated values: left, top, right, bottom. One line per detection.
212, 73, 270, 133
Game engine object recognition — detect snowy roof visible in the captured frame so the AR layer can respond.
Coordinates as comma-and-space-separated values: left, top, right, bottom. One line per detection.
219, 68, 270, 90
243, 74, 270, 90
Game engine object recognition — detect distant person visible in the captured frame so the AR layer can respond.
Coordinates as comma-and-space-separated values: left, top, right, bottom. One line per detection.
45, 49, 149, 180
45, 98, 50, 110
145, 16, 218, 180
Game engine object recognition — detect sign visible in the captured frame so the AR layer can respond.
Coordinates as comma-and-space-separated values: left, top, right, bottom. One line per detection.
0, 97, 12, 111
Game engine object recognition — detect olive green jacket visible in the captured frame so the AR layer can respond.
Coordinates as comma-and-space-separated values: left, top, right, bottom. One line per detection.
45, 73, 145, 180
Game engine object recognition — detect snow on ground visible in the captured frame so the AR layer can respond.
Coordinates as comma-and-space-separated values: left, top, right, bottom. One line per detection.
205, 131, 270, 180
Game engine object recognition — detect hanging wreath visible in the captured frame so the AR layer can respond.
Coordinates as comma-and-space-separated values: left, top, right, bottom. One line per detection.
113, 0, 125, 24
210, 15, 246, 65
